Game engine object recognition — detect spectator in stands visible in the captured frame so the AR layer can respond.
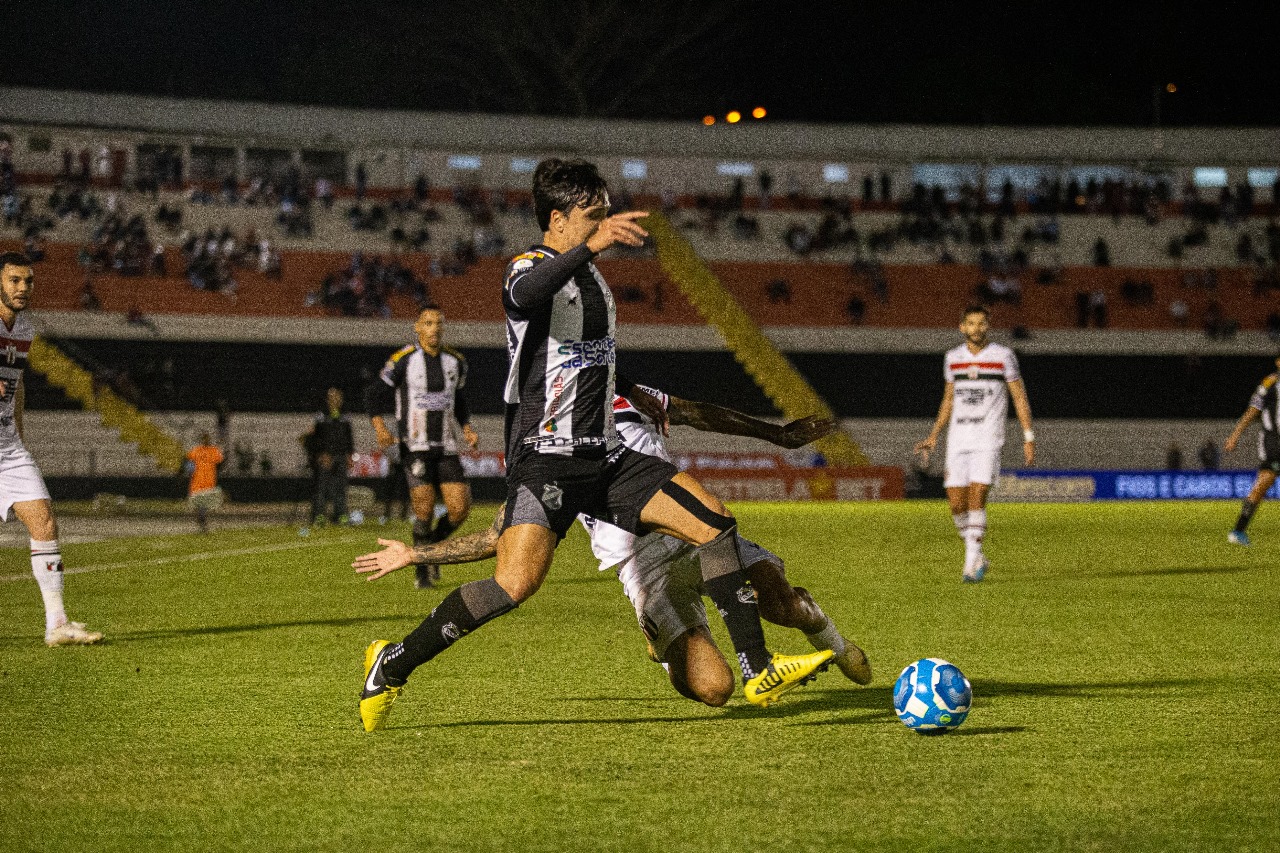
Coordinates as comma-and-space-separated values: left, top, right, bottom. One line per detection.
758, 170, 773, 210
355, 162, 368, 202
22, 232, 46, 263
845, 294, 866, 324
1165, 442, 1184, 471
1092, 236, 1111, 267
78, 277, 102, 311
126, 302, 159, 335
1169, 298, 1190, 329
302, 387, 355, 526
315, 176, 334, 210
765, 278, 792, 305
1198, 438, 1220, 471
1089, 288, 1108, 328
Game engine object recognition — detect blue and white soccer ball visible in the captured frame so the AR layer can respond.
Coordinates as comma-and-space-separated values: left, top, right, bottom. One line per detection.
893, 658, 972, 734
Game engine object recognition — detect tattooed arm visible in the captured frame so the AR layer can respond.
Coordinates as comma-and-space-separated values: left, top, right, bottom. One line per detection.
352, 506, 503, 582
666, 395, 835, 449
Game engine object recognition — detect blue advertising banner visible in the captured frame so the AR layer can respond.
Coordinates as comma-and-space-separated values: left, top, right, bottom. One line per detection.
991, 470, 1280, 502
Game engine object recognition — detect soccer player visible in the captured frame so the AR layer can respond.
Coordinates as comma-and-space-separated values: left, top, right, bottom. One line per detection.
1222, 354, 1280, 545
186, 432, 224, 533
0, 252, 103, 646
354, 387, 872, 707
913, 304, 1035, 582
368, 305, 478, 588
356, 159, 831, 731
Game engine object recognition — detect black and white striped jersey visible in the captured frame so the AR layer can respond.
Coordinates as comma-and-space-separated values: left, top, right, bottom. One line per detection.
1248, 372, 1280, 453
373, 344, 470, 455
0, 311, 32, 450
502, 244, 620, 462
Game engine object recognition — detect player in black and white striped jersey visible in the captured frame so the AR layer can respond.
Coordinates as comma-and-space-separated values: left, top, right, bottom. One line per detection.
1223, 354, 1280, 545
357, 160, 832, 730
369, 306, 478, 588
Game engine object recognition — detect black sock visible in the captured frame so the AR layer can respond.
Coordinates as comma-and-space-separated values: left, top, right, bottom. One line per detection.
412, 520, 432, 564
697, 528, 770, 680
1235, 498, 1260, 533
382, 577, 517, 682
432, 515, 459, 543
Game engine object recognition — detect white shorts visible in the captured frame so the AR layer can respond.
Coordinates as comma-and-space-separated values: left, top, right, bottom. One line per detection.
0, 444, 52, 521
188, 487, 225, 512
944, 446, 1002, 489
616, 533, 783, 662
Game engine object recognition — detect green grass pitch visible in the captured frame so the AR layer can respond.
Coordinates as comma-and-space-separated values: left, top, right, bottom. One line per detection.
2, 501, 1278, 852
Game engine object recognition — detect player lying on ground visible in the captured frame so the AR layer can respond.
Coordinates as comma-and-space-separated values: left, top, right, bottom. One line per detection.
1222, 353, 1280, 545
354, 389, 871, 707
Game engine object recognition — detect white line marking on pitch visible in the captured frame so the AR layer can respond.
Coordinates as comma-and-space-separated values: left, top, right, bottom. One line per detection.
0, 535, 367, 583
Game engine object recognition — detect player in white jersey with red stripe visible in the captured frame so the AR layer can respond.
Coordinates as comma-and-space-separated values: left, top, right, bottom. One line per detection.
0, 252, 102, 646
355, 387, 872, 706
914, 305, 1035, 582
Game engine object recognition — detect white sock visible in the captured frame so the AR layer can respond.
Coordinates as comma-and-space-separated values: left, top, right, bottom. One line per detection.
952, 511, 969, 539
804, 606, 847, 656
31, 539, 66, 634
964, 509, 988, 570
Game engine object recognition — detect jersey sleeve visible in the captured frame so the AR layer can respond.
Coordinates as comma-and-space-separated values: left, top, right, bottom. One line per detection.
942, 354, 951, 384
503, 245, 595, 311
1003, 348, 1022, 383
1250, 374, 1276, 410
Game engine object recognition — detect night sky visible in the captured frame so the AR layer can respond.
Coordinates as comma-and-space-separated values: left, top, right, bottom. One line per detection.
5, 1, 1276, 127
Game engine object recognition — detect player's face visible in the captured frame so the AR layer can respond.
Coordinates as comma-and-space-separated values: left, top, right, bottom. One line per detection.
415, 309, 443, 351
960, 312, 989, 347
554, 197, 610, 246
0, 264, 35, 315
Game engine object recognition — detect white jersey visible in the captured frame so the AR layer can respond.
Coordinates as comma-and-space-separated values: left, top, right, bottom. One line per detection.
944, 341, 1021, 452
0, 312, 34, 451
578, 385, 678, 572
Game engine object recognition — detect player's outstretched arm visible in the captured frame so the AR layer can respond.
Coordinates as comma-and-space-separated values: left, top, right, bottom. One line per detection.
668, 396, 834, 448
1224, 407, 1260, 453
353, 508, 503, 581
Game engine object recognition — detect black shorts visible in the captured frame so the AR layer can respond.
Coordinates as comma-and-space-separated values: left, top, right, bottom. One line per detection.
403, 450, 467, 490
502, 446, 677, 540
1260, 432, 1280, 474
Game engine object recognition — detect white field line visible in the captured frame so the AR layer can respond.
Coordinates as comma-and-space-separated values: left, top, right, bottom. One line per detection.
0, 534, 367, 583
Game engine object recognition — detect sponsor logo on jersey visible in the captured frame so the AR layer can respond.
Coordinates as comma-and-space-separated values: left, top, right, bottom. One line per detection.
557, 337, 616, 369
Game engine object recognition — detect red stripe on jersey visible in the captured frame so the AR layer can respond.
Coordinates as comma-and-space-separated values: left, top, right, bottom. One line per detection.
950, 361, 1003, 369
0, 338, 31, 352
613, 396, 633, 411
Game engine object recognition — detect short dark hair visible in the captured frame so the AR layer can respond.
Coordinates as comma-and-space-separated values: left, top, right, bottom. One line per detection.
962, 304, 990, 320
0, 251, 33, 271
532, 159, 608, 231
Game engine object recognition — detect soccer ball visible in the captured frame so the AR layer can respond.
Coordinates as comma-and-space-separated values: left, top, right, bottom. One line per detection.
893, 658, 972, 733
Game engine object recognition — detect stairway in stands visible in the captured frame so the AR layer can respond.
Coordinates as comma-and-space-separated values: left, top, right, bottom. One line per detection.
27, 338, 186, 473
645, 212, 869, 466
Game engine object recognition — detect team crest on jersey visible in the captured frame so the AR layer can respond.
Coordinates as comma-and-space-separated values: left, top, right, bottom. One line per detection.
542, 483, 563, 510
543, 418, 558, 433
512, 258, 534, 272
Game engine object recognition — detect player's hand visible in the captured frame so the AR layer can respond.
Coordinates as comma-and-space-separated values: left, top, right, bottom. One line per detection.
778, 415, 836, 448
912, 436, 936, 466
1223, 436, 1238, 453
353, 539, 415, 581
1024, 440, 1035, 466
462, 424, 480, 451
625, 387, 669, 436
586, 211, 649, 254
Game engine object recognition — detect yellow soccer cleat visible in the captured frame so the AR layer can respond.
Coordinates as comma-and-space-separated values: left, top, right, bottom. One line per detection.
359, 640, 404, 733
833, 639, 872, 685
744, 649, 834, 707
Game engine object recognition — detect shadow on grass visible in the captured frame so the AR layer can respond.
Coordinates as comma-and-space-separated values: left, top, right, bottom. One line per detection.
422, 675, 1217, 730
1080, 564, 1250, 579
54, 613, 426, 643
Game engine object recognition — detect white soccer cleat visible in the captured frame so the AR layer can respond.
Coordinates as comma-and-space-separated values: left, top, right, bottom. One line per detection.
45, 621, 104, 647
962, 558, 988, 583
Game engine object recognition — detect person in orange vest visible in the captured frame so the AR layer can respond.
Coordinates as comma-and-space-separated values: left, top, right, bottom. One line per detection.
186, 432, 225, 533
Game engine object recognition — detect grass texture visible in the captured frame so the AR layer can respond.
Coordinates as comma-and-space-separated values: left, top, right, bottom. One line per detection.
2, 501, 1277, 852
